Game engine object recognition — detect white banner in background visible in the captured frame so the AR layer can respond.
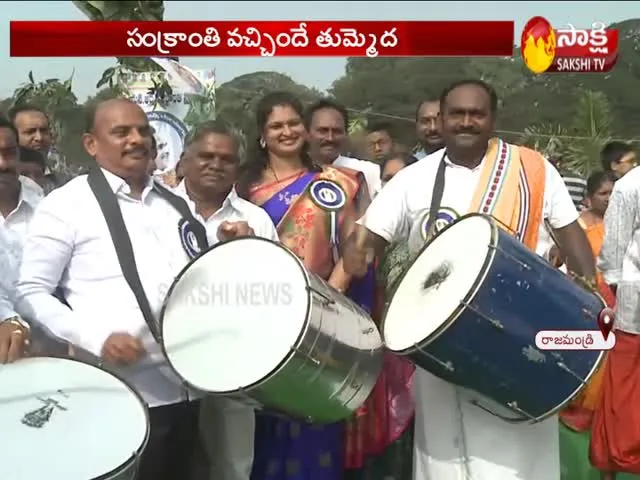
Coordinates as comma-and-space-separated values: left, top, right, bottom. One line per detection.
127, 59, 215, 180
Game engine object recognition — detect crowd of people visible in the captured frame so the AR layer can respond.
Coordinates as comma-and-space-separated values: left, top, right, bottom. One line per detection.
0, 78, 638, 480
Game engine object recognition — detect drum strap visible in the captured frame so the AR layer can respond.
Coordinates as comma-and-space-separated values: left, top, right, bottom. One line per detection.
86, 167, 209, 343
424, 152, 448, 241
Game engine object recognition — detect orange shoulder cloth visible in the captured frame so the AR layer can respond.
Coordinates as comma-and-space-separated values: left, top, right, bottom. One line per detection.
469, 139, 546, 250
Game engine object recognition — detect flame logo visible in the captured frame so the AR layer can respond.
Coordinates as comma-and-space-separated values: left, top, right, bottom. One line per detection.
521, 16, 556, 74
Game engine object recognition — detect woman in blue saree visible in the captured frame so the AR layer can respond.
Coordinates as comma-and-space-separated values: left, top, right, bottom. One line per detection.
236, 91, 375, 480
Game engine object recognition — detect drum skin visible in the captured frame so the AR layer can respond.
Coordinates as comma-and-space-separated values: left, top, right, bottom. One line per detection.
160, 237, 384, 424
383, 213, 605, 423
0, 356, 149, 480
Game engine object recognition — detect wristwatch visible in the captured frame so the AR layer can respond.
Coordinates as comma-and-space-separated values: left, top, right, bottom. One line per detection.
2, 316, 30, 333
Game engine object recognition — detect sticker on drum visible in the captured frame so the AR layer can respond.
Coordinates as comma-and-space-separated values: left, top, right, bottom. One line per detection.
0, 357, 149, 480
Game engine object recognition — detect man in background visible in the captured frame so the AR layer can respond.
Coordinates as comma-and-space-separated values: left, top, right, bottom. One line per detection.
601, 141, 637, 179
0, 118, 41, 364
365, 122, 396, 161
306, 99, 381, 197
9, 105, 52, 158
175, 120, 278, 480
413, 98, 443, 159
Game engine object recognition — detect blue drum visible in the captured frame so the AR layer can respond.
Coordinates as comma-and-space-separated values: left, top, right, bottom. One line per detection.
382, 213, 606, 423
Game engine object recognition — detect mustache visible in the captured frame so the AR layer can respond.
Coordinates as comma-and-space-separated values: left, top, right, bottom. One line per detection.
453, 127, 481, 135
320, 140, 339, 148
123, 146, 149, 156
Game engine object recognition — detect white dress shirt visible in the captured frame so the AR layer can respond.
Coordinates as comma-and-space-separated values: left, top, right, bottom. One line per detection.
0, 176, 43, 321
174, 180, 278, 480
173, 181, 278, 244
358, 147, 578, 480
599, 166, 640, 334
333, 155, 381, 198
16, 169, 195, 407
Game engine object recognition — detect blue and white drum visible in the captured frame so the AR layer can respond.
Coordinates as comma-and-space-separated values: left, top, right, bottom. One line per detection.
0, 357, 149, 479
382, 213, 606, 424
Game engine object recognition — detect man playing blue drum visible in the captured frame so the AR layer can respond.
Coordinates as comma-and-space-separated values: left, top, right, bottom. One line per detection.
344, 79, 596, 480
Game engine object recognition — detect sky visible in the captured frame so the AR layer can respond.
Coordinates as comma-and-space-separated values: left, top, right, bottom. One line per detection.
1, 1, 637, 101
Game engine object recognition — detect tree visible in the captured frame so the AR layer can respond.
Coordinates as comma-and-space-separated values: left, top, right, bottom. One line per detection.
329, 20, 640, 147
520, 90, 614, 176
72, 1, 175, 98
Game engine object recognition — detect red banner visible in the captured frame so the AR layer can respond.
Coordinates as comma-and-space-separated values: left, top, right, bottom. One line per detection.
10, 21, 514, 58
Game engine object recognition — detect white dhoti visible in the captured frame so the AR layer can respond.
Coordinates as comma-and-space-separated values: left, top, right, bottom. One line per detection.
413, 369, 560, 480
200, 396, 255, 480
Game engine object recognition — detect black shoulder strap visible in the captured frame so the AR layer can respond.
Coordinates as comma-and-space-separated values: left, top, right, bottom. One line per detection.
423, 151, 448, 241
86, 169, 208, 343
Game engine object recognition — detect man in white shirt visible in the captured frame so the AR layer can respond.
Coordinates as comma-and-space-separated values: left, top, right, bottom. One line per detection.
174, 120, 279, 480
344, 79, 596, 480
16, 98, 206, 480
305, 99, 381, 197
0, 118, 40, 363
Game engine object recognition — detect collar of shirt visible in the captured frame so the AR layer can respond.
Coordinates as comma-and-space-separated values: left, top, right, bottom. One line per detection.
1, 176, 42, 222
443, 152, 485, 172
173, 179, 241, 220
101, 168, 156, 202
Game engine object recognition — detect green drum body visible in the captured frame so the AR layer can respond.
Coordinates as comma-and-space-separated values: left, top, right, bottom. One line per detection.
160, 237, 384, 423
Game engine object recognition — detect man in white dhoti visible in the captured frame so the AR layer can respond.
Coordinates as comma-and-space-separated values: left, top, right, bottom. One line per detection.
344, 79, 596, 480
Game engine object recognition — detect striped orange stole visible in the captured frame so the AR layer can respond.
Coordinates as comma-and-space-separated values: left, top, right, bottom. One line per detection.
468, 138, 546, 251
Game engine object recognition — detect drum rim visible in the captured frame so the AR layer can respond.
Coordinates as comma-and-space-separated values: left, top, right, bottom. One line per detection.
3, 356, 150, 480
158, 236, 313, 395
382, 212, 498, 352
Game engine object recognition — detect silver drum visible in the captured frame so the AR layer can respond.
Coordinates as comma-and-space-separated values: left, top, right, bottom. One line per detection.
160, 237, 383, 423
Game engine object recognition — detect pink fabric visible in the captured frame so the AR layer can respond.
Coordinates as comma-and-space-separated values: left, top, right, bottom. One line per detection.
344, 351, 415, 468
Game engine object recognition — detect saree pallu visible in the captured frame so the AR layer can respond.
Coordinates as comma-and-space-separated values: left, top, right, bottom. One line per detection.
249, 167, 375, 480
344, 243, 416, 480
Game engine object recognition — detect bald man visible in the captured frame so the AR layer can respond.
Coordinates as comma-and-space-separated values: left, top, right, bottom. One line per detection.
17, 99, 208, 480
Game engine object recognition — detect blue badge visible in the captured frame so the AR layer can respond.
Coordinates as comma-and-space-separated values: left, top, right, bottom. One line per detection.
179, 219, 202, 259
309, 180, 347, 211
421, 207, 459, 240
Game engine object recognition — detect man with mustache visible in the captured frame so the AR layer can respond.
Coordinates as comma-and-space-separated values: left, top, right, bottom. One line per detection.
306, 99, 381, 197
16, 98, 208, 480
9, 105, 52, 158
413, 98, 444, 159
174, 120, 278, 480
0, 117, 42, 364
344, 79, 595, 480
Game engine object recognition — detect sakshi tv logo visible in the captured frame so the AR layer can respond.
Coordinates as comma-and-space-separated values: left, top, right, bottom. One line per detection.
521, 16, 619, 74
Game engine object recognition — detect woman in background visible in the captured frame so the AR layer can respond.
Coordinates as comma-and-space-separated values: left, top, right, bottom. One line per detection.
237, 91, 374, 480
